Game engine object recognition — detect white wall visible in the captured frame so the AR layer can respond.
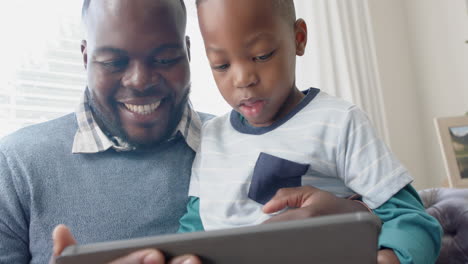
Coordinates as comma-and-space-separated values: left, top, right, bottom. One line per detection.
368, 0, 428, 189
368, 0, 468, 189
405, 0, 468, 188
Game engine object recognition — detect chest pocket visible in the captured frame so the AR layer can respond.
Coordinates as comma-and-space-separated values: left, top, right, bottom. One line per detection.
248, 152, 309, 205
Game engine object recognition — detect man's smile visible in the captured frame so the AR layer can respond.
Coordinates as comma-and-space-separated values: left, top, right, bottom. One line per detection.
123, 101, 162, 115
117, 96, 171, 124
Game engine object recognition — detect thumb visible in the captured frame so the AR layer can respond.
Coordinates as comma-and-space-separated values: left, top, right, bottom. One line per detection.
52, 224, 77, 257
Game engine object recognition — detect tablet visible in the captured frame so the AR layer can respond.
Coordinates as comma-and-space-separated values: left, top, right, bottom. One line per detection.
56, 212, 381, 264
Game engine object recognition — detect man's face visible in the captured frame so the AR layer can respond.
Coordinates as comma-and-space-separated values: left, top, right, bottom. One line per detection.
82, 0, 190, 146
198, 0, 305, 127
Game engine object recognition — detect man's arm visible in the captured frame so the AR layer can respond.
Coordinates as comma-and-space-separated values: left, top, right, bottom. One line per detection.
0, 150, 31, 263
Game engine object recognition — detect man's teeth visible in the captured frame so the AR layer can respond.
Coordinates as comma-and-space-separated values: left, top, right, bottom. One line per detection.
124, 101, 161, 115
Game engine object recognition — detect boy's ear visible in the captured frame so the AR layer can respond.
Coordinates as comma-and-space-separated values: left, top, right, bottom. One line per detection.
294, 19, 307, 56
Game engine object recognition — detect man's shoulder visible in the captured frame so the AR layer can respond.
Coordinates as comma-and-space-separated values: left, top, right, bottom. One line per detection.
0, 113, 77, 154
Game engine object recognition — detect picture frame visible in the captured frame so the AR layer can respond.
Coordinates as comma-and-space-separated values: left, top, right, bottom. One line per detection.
434, 115, 468, 188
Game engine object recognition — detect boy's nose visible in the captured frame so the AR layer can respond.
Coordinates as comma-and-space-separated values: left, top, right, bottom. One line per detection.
233, 65, 258, 89
122, 62, 159, 91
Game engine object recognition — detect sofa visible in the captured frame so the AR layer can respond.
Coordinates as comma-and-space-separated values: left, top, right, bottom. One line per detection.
418, 188, 468, 264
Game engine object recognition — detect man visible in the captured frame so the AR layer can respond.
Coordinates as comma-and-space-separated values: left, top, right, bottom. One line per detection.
1, 0, 204, 263
0, 0, 399, 263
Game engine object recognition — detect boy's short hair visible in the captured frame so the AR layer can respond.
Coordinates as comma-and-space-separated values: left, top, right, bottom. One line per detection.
82, 0, 187, 21
195, 0, 296, 24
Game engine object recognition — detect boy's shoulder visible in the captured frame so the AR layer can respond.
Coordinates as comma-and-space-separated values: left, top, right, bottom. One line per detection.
200, 111, 231, 129
308, 91, 356, 112
197, 111, 216, 124
316, 91, 373, 121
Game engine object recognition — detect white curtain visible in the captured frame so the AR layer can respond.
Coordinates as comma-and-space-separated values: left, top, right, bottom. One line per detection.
295, 0, 390, 144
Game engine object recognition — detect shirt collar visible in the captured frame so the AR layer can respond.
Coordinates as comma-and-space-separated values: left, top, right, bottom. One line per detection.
72, 89, 201, 154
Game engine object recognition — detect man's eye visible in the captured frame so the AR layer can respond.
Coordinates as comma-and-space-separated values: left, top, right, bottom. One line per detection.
212, 64, 230, 71
153, 57, 182, 66
254, 50, 275, 62
99, 59, 128, 71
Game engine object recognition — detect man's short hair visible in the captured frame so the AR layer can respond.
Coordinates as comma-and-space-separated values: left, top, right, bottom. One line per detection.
82, 0, 187, 21
195, 0, 296, 24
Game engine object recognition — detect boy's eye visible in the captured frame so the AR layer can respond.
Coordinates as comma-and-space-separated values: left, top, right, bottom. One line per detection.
212, 64, 230, 71
254, 50, 275, 62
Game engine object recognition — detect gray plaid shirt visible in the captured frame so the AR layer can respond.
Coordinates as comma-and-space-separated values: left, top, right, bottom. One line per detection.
72, 89, 201, 153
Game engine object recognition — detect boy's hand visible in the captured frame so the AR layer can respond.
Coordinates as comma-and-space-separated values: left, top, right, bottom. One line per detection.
262, 186, 368, 223
262, 187, 400, 264
49, 225, 201, 264
378, 249, 400, 264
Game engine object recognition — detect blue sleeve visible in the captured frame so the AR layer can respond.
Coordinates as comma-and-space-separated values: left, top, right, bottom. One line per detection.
373, 185, 442, 264
0, 150, 31, 263
177, 196, 205, 233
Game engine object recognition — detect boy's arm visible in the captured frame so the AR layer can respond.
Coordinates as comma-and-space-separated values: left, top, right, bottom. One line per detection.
262, 185, 441, 264
178, 196, 205, 233
374, 184, 442, 264
179, 147, 205, 233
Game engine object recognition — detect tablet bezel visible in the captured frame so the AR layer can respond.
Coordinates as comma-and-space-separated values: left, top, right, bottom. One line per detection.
56, 212, 381, 264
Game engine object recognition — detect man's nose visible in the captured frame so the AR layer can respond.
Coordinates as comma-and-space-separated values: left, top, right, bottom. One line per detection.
233, 64, 258, 89
122, 62, 159, 91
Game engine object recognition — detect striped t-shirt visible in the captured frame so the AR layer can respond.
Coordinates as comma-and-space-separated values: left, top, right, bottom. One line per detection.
189, 88, 412, 231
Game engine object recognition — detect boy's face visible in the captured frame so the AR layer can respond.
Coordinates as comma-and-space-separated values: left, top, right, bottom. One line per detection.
82, 0, 191, 146
198, 0, 307, 127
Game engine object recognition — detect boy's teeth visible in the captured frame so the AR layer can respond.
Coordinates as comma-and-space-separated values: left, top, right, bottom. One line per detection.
124, 101, 161, 115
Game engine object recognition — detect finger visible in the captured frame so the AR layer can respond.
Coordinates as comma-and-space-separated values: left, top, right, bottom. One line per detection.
107, 249, 165, 264
262, 196, 293, 214
263, 186, 317, 214
262, 206, 318, 224
52, 224, 77, 257
169, 255, 202, 264
377, 249, 400, 264
263, 188, 302, 214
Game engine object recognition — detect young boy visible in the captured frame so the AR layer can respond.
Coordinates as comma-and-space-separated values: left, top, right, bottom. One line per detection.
180, 0, 442, 263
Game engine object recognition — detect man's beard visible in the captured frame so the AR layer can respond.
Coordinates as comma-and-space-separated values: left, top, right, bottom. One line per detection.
88, 87, 191, 150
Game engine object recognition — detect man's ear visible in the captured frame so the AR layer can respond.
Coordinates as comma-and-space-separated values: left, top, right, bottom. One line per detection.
185, 35, 191, 62
81, 40, 88, 70
294, 19, 307, 56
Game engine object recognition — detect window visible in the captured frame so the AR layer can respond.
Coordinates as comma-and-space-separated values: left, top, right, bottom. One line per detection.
0, 1, 85, 138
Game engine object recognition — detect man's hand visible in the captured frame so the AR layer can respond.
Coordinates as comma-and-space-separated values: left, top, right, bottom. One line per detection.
50, 225, 201, 264
262, 186, 369, 223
